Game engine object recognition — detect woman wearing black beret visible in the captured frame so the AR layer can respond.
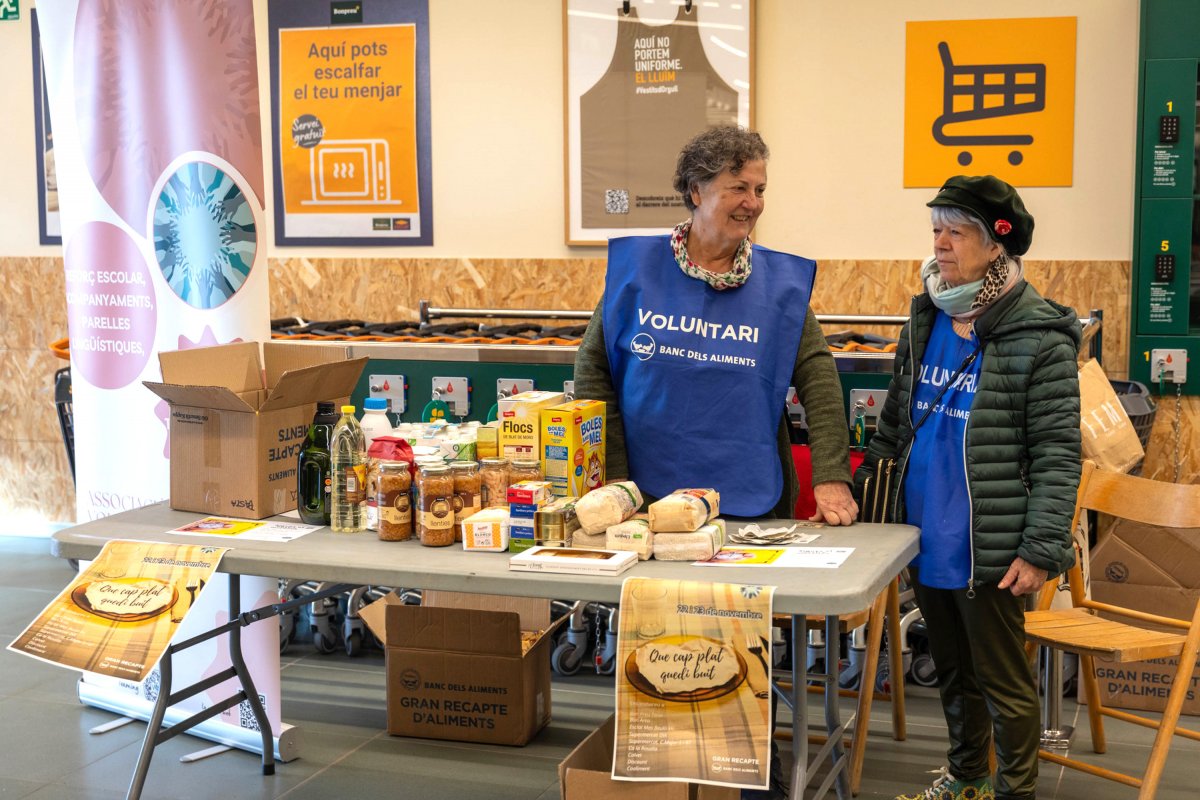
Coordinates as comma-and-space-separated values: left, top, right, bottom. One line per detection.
856, 175, 1082, 800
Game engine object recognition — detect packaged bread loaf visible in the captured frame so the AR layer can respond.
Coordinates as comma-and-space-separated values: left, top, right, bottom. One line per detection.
574, 480, 643, 534
570, 529, 609, 550
605, 514, 652, 560
652, 519, 727, 561
648, 488, 719, 532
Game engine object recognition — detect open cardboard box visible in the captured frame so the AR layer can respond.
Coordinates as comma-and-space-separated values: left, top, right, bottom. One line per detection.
359, 589, 566, 745
1087, 520, 1200, 715
559, 715, 738, 800
143, 341, 366, 519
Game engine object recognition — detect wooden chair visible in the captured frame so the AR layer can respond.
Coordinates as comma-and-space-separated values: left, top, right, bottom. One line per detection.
772, 577, 906, 795
1024, 460, 1200, 799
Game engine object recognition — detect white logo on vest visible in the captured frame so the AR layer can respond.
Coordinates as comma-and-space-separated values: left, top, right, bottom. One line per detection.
630, 332, 656, 361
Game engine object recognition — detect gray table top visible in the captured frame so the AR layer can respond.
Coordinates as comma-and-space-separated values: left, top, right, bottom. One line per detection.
51, 503, 918, 616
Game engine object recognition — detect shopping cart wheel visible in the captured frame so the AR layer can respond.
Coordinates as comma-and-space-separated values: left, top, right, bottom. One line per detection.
910, 653, 939, 687
345, 630, 364, 658
313, 630, 337, 655
551, 640, 584, 676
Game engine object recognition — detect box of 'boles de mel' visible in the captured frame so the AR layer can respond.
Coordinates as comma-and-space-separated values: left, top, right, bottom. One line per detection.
143, 342, 366, 520
359, 589, 566, 745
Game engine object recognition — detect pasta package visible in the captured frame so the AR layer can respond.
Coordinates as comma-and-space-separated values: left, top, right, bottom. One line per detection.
605, 514, 652, 560
574, 481, 643, 534
648, 488, 720, 532
652, 519, 727, 561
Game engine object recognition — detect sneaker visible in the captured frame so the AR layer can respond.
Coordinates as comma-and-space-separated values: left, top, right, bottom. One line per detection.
895, 769, 994, 800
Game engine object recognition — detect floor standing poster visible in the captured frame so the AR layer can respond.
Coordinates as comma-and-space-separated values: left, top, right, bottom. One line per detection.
35, 0, 282, 758
269, 0, 433, 245
614, 577, 775, 791
564, 0, 753, 245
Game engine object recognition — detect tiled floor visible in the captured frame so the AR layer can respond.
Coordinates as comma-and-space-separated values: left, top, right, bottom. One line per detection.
1, 536, 1197, 799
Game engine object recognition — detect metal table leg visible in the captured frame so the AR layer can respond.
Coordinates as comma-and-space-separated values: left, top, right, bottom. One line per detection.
122, 580, 358, 800
784, 614, 851, 800
1039, 645, 1074, 749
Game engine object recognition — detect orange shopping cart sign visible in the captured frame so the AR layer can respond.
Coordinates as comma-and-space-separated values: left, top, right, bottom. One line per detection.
904, 17, 1076, 188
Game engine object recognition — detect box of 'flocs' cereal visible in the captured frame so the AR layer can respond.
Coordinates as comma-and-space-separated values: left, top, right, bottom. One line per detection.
540, 400, 605, 498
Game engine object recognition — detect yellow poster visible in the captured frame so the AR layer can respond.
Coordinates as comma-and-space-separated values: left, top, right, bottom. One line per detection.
614, 577, 775, 790
278, 24, 420, 236
904, 17, 1076, 187
7, 540, 228, 681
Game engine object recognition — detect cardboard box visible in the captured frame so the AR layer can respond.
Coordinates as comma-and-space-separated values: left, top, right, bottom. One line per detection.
359, 589, 564, 745
1086, 521, 1200, 715
498, 390, 565, 460
143, 342, 366, 519
559, 715, 738, 800
541, 399, 606, 497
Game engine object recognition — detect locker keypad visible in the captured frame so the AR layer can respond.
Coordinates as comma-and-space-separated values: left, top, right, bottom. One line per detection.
1154, 254, 1176, 283
1159, 115, 1180, 144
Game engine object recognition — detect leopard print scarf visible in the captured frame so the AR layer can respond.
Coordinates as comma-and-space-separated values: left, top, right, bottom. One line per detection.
971, 252, 1011, 310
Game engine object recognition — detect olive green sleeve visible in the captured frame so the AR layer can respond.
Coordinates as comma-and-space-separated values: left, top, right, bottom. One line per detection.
793, 309, 852, 486
572, 300, 630, 482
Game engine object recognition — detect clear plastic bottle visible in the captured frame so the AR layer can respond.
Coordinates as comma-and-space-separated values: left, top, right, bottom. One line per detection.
360, 397, 393, 448
331, 405, 367, 532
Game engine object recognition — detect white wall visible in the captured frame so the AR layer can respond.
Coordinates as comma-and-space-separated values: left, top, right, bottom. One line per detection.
0, 0, 1139, 261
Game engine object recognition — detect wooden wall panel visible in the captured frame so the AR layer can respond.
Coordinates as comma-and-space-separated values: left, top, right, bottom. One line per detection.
0, 254, 1180, 527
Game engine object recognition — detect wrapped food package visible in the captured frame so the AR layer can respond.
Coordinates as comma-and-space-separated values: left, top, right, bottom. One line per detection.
575, 481, 643, 534
570, 529, 609, 550
652, 519, 727, 561
648, 488, 720, 532
605, 514, 652, 560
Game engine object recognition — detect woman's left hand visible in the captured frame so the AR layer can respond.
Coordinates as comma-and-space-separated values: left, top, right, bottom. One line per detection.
997, 557, 1049, 596
809, 481, 858, 526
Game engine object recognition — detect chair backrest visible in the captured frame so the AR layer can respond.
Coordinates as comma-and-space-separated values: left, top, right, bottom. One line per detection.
1034, 461, 1200, 616
1076, 460, 1200, 529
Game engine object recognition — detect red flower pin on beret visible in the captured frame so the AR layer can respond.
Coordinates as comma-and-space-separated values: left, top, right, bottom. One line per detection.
994, 219, 1012, 236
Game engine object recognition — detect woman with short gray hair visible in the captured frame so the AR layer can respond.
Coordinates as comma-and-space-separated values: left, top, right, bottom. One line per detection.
574, 123, 856, 525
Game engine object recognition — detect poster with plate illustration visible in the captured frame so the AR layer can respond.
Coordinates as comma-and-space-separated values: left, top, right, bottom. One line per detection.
614, 577, 774, 790
7, 540, 227, 681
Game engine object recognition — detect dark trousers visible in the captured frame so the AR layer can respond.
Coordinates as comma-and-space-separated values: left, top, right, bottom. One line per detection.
912, 572, 1040, 800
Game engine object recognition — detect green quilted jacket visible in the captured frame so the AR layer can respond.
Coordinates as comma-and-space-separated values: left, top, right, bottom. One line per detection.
854, 281, 1082, 588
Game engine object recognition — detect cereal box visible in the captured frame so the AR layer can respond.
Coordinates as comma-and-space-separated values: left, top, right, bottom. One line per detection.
540, 400, 606, 498
497, 391, 565, 460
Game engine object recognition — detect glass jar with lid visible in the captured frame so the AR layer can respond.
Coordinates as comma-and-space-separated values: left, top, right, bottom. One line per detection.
509, 458, 543, 483
451, 461, 482, 542
479, 457, 510, 508
415, 463, 455, 546
376, 460, 413, 542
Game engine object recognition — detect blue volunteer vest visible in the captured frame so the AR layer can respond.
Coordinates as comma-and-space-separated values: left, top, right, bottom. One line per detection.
603, 235, 815, 516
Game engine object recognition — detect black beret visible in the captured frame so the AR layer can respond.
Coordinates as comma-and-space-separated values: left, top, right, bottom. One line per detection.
926, 175, 1034, 256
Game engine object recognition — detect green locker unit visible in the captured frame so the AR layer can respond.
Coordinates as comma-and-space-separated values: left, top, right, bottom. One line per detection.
1131, 0, 1200, 392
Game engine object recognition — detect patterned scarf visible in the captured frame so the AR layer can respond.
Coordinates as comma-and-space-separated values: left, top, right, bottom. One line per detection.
670, 220, 752, 290
922, 252, 1022, 321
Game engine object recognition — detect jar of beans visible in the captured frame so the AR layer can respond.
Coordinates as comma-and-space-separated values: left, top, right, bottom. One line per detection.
376, 460, 413, 542
415, 463, 455, 546
509, 458, 543, 483
451, 461, 481, 542
479, 458, 510, 508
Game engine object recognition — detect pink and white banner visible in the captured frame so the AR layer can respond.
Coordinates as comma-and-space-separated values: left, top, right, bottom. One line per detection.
37, 0, 270, 522
37, 0, 282, 755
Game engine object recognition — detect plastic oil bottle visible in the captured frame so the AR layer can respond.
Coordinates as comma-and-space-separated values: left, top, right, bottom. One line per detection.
331, 404, 367, 532
296, 401, 340, 526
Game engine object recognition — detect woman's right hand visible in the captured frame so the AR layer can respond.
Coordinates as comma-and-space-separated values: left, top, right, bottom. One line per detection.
809, 481, 858, 526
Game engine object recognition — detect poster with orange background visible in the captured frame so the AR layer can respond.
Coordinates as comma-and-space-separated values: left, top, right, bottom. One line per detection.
904, 17, 1076, 187
270, 0, 432, 245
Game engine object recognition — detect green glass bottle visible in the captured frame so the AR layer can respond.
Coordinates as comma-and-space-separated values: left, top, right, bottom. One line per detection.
297, 401, 339, 526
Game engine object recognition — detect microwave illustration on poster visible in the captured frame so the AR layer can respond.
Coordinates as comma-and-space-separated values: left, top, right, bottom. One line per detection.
304, 139, 398, 206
